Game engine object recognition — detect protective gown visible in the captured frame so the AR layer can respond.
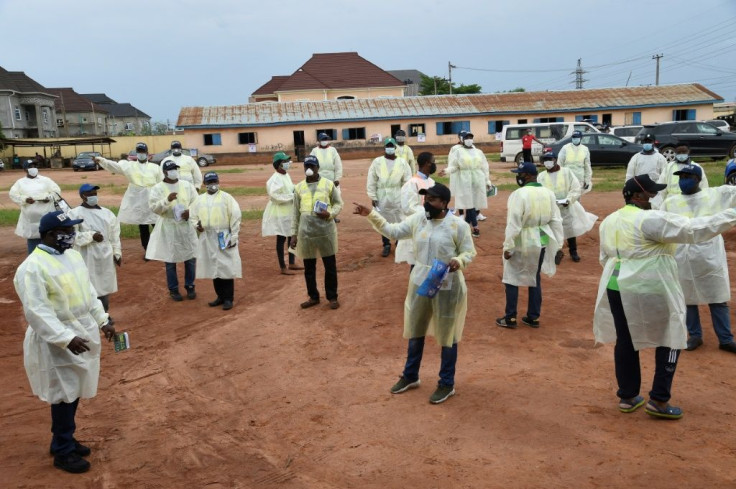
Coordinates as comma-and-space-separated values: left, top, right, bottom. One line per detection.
538, 168, 597, 239
557, 143, 592, 192
446, 146, 491, 210
189, 190, 243, 279
395, 175, 435, 264
625, 151, 667, 181
145, 180, 199, 263
291, 177, 343, 259
593, 205, 736, 350
97, 157, 162, 224
262, 171, 295, 237
660, 186, 736, 305
395, 144, 416, 174
502, 184, 564, 287
161, 154, 203, 188
367, 210, 476, 347
14, 247, 109, 404
9, 175, 61, 239
309, 146, 343, 183
68, 205, 121, 296
655, 159, 709, 204
366, 156, 412, 224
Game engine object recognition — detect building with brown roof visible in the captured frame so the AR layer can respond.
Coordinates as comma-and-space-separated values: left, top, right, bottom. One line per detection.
250, 52, 406, 103
0, 66, 59, 138
80, 93, 152, 136
47, 88, 110, 137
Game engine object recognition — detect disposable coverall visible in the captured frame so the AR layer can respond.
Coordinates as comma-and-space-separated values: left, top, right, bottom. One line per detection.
291, 177, 343, 259
161, 154, 203, 188
446, 146, 491, 210
395, 144, 416, 174
366, 156, 412, 224
309, 146, 343, 183
68, 205, 121, 297
9, 175, 61, 238
189, 190, 243, 280
145, 180, 199, 263
557, 142, 592, 192
538, 168, 597, 239
262, 171, 295, 237
625, 151, 667, 182
97, 157, 162, 224
395, 174, 435, 265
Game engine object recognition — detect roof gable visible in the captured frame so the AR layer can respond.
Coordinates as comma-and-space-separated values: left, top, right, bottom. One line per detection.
47, 88, 108, 113
81, 93, 117, 104
252, 76, 290, 96
0, 66, 52, 94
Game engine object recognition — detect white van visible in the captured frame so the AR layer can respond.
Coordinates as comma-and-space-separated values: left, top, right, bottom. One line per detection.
500, 122, 599, 164
610, 125, 643, 143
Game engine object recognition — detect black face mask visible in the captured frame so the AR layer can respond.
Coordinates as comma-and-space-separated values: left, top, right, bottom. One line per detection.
429, 163, 437, 175
424, 201, 444, 219
516, 175, 527, 187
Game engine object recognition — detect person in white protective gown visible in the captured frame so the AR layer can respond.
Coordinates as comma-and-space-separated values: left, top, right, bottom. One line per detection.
262, 152, 303, 275
160, 140, 203, 189
441, 131, 491, 237
68, 184, 121, 315
594, 174, 736, 420
496, 162, 563, 329
353, 182, 476, 405
13, 210, 115, 474
366, 137, 412, 257
145, 160, 199, 301
190, 172, 242, 310
310, 132, 343, 185
9, 159, 62, 254
394, 129, 416, 174
291, 155, 343, 310
653, 144, 709, 208
625, 133, 667, 182
660, 164, 736, 354
537, 151, 597, 264
557, 130, 593, 195
395, 152, 437, 266
94, 142, 162, 254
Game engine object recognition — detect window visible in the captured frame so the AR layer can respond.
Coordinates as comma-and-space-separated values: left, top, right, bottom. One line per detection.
517, 119, 527, 124
238, 132, 257, 144
124, 122, 134, 131
203, 133, 222, 145
315, 129, 337, 140
488, 120, 510, 133
342, 127, 366, 140
574, 124, 598, 133
56, 118, 64, 127
409, 124, 425, 136
336, 95, 355, 100
42, 110, 48, 123
97, 117, 102, 125
695, 123, 718, 135
575, 115, 598, 123
602, 114, 612, 126
598, 135, 622, 146
14, 107, 21, 120
436, 121, 470, 135
632, 112, 641, 125
673, 109, 696, 121
582, 134, 596, 145
532, 117, 564, 123
390, 124, 401, 137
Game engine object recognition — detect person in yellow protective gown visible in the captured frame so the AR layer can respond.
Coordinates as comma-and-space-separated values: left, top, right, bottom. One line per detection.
160, 140, 203, 189
395, 152, 437, 266
557, 130, 592, 194
394, 129, 416, 173
262, 152, 302, 274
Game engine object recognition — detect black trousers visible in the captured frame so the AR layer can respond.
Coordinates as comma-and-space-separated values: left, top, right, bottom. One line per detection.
303, 255, 338, 301
213, 278, 234, 302
607, 288, 680, 402
567, 237, 577, 253
139, 224, 154, 250
522, 148, 532, 162
276, 235, 296, 269
50, 398, 79, 455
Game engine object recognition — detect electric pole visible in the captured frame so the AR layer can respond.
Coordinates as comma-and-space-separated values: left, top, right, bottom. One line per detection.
572, 58, 587, 90
652, 54, 663, 86
449, 61, 456, 95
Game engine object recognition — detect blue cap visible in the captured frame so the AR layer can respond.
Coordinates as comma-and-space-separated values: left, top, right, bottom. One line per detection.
203, 172, 218, 183
303, 155, 319, 167
318, 133, 330, 141
162, 160, 179, 172
511, 162, 538, 175
674, 164, 702, 178
23, 159, 36, 169
79, 183, 100, 196
572, 130, 583, 138
39, 211, 83, 234
541, 151, 556, 160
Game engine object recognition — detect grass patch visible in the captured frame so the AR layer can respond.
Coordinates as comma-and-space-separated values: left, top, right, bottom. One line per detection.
226, 186, 267, 196
214, 168, 246, 174
242, 209, 264, 220
0, 208, 20, 227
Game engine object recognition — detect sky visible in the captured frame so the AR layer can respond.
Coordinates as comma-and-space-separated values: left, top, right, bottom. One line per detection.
2, 0, 734, 123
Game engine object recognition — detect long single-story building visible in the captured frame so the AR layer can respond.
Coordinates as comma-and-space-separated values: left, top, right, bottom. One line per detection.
177, 83, 723, 159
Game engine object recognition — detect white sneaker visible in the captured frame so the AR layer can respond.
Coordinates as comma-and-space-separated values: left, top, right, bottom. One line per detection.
477, 212, 487, 221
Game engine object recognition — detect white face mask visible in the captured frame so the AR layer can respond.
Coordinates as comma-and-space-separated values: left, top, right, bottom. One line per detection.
27, 167, 39, 177
395, 136, 406, 143
166, 170, 179, 180
206, 184, 219, 193
137, 153, 148, 162
172, 149, 182, 156
385, 147, 396, 156
320, 141, 329, 147
464, 139, 474, 147
281, 162, 291, 170
305, 168, 315, 177
85, 195, 99, 206
543, 160, 555, 170
571, 138, 581, 145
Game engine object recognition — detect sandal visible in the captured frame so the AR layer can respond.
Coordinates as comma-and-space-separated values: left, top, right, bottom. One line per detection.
644, 400, 683, 420
300, 298, 320, 309
618, 395, 646, 413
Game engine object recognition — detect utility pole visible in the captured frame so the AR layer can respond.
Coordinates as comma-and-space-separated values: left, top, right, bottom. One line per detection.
572, 58, 587, 90
448, 61, 456, 95
652, 54, 663, 86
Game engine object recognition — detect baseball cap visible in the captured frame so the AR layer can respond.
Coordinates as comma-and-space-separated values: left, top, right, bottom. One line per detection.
39, 211, 83, 235
511, 162, 538, 175
641, 133, 655, 142
162, 160, 180, 171
673, 164, 702, 178
78, 183, 100, 196
463, 132, 474, 139
418, 182, 451, 203
303, 155, 320, 167
170, 140, 182, 149
541, 152, 556, 160
384, 137, 397, 147
272, 151, 291, 164
135, 142, 148, 152
23, 160, 37, 169
203, 172, 218, 183
623, 174, 667, 196
318, 133, 331, 141
572, 130, 583, 138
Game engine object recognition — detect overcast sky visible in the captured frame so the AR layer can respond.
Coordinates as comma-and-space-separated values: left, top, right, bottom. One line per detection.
2, 0, 734, 123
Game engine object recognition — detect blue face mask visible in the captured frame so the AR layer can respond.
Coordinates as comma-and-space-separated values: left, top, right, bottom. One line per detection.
675, 153, 689, 163
571, 138, 581, 145
678, 177, 698, 195
642, 143, 653, 152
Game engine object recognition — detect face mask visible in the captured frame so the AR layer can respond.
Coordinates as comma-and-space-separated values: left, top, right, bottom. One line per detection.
571, 138, 581, 145
55, 231, 76, 251
679, 178, 698, 195
385, 147, 396, 156
516, 175, 527, 187
207, 184, 219, 193
85, 195, 99, 206
429, 163, 437, 175
305, 168, 315, 177
675, 153, 689, 163
281, 162, 291, 171
27, 167, 39, 177
166, 170, 179, 180
395, 136, 406, 143
642, 143, 653, 152
172, 149, 182, 156
137, 153, 147, 162
320, 141, 329, 147
424, 201, 444, 220
463, 139, 474, 147
543, 160, 555, 170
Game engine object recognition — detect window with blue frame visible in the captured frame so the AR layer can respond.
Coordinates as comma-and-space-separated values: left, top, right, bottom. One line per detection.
488, 120, 510, 133
315, 129, 337, 140
436, 121, 470, 135
672, 109, 696, 121
532, 117, 564, 123
203, 133, 222, 146
632, 112, 641, 125
342, 127, 366, 140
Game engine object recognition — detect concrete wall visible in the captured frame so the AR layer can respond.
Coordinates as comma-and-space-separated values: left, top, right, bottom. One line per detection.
0, 93, 58, 138
277, 86, 404, 102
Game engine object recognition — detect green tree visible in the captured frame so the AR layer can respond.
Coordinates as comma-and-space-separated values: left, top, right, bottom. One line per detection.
497, 87, 526, 93
418, 74, 482, 95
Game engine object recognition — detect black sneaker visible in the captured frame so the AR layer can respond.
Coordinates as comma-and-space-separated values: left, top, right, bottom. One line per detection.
49, 440, 91, 457
381, 245, 391, 257
719, 342, 736, 353
222, 300, 233, 311
208, 297, 223, 307
390, 376, 420, 394
54, 452, 90, 473
170, 290, 183, 302
571, 251, 581, 262
185, 287, 196, 300
522, 316, 540, 328
496, 317, 517, 329
554, 250, 564, 265
686, 337, 703, 351
429, 384, 455, 404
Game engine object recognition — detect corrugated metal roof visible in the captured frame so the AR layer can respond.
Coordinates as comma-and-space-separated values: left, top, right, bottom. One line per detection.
179, 83, 723, 128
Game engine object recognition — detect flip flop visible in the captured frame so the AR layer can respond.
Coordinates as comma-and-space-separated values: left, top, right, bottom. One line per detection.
645, 400, 683, 420
618, 395, 646, 413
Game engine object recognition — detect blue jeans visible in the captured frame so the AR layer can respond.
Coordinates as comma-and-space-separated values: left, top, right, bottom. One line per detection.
464, 208, 478, 228
686, 303, 734, 345
402, 337, 458, 387
27, 238, 42, 255
504, 248, 545, 320
50, 398, 79, 456
165, 259, 196, 291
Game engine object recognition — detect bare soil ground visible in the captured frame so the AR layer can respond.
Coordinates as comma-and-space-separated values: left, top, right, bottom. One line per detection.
1, 159, 735, 488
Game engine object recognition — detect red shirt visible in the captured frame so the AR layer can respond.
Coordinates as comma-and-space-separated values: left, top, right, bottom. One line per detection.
522, 134, 536, 149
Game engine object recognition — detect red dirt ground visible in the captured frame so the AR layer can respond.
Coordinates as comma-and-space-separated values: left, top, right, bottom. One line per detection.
0, 159, 735, 488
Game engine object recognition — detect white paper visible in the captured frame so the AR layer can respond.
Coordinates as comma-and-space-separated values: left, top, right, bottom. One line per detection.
173, 204, 187, 221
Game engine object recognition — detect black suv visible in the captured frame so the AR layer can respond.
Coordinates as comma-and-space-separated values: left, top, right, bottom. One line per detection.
635, 122, 736, 162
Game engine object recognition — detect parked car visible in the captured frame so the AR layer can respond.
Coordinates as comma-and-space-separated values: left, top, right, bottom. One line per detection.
705, 119, 731, 132
610, 125, 643, 143
149, 148, 217, 167
127, 150, 138, 161
634, 121, 736, 162
72, 152, 102, 171
500, 121, 599, 163
544, 133, 643, 166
